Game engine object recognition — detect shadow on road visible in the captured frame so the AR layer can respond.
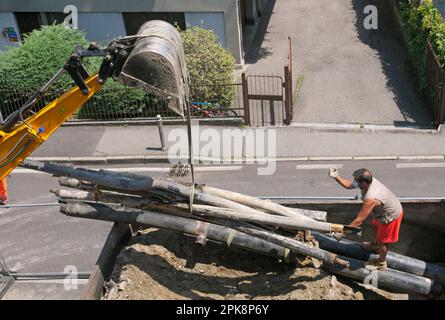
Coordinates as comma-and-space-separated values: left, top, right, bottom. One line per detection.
351, 0, 433, 126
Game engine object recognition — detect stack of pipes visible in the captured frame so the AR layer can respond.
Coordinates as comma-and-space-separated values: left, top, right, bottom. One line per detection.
22, 159, 445, 297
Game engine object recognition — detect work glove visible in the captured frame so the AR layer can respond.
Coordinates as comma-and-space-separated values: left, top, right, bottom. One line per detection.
329, 168, 339, 178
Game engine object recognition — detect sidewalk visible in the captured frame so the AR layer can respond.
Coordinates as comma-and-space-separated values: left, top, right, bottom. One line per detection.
28, 124, 445, 164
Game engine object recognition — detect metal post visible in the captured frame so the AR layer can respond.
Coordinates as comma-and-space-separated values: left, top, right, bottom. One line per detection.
439, 65, 445, 125
241, 73, 251, 126
288, 36, 293, 113
156, 114, 167, 151
284, 65, 292, 125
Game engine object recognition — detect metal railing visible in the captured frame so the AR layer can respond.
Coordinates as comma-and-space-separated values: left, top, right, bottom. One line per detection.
0, 83, 245, 123
0, 68, 298, 127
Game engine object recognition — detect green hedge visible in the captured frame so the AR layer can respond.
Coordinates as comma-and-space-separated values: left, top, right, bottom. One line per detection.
397, 0, 445, 89
0, 24, 236, 120
0, 24, 156, 120
181, 26, 236, 106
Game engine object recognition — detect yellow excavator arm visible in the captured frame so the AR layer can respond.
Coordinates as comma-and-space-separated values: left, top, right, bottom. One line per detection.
0, 74, 102, 180
0, 20, 190, 182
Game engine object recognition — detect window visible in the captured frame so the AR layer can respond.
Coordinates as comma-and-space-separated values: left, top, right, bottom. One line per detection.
14, 12, 43, 38
122, 12, 186, 36
44, 12, 66, 25
14, 12, 67, 39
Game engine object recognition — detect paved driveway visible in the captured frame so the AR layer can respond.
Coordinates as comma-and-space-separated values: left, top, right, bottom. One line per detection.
246, 0, 432, 125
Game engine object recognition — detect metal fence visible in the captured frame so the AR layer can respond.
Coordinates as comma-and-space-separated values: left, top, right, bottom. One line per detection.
0, 69, 296, 126
190, 83, 244, 119
425, 41, 445, 125
0, 83, 245, 123
392, 1, 445, 125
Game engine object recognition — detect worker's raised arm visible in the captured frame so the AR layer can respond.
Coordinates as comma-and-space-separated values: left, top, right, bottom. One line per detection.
328, 168, 356, 189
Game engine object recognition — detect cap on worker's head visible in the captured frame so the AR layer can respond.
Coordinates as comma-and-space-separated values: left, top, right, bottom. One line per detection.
353, 168, 373, 184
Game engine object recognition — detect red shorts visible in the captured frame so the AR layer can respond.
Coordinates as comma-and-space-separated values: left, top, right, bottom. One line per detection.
371, 210, 403, 244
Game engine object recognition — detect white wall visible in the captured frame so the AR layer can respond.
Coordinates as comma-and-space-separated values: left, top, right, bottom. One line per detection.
78, 12, 126, 42
0, 12, 21, 50
185, 12, 226, 48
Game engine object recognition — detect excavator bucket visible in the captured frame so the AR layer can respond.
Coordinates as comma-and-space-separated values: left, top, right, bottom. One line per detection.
117, 20, 189, 117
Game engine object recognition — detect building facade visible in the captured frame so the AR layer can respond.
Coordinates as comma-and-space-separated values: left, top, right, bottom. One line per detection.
0, 0, 269, 66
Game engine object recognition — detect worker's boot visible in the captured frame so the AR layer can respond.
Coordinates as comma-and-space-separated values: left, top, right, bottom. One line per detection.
364, 259, 388, 271
360, 242, 380, 254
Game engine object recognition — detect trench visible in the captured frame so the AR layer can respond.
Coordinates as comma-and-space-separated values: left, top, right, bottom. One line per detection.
87, 199, 445, 300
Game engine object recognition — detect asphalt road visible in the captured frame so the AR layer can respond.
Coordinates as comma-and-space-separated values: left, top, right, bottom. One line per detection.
1, 159, 445, 298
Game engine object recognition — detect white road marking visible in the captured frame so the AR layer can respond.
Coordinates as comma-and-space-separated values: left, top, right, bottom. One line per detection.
396, 163, 445, 169
296, 164, 343, 170
12, 166, 243, 174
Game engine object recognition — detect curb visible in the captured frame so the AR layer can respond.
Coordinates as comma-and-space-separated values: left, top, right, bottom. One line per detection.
63, 119, 439, 134
27, 154, 445, 165
289, 123, 439, 134
28, 155, 170, 165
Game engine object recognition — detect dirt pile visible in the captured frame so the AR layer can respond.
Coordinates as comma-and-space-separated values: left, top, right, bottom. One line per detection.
104, 228, 401, 300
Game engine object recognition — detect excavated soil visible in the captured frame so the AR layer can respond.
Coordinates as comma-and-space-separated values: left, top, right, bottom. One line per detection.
104, 228, 403, 300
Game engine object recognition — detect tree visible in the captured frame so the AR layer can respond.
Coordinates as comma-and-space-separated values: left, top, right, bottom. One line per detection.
0, 24, 90, 89
0, 24, 236, 120
0, 24, 153, 120
181, 26, 236, 107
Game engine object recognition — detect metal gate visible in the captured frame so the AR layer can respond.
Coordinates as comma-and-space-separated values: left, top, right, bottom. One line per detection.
242, 74, 285, 126
241, 43, 293, 127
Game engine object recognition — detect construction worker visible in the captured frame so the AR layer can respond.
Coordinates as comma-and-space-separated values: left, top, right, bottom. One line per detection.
0, 178, 8, 205
328, 168, 403, 271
